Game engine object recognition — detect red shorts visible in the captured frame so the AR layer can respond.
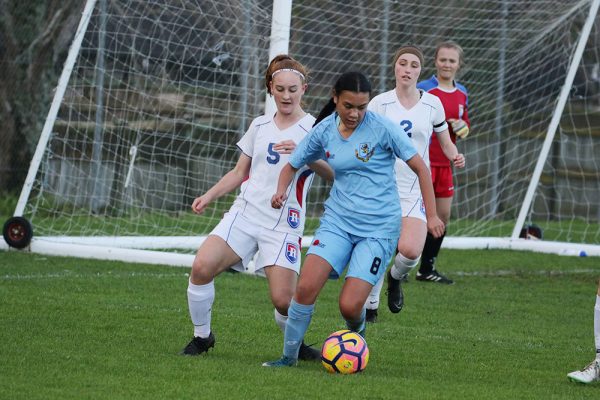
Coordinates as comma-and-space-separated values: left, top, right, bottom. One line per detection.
431, 166, 454, 198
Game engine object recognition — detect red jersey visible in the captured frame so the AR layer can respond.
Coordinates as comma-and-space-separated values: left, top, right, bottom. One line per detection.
417, 75, 470, 167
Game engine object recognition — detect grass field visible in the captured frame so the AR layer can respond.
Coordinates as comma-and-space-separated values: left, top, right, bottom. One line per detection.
1, 248, 599, 399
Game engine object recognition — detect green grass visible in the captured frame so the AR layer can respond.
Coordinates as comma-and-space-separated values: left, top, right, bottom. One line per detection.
0, 191, 18, 222
1, 249, 599, 399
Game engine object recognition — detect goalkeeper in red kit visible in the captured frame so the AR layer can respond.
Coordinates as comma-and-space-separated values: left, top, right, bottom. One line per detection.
415, 41, 470, 284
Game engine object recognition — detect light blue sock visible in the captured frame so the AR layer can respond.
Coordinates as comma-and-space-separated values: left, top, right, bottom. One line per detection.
345, 308, 366, 338
283, 299, 314, 359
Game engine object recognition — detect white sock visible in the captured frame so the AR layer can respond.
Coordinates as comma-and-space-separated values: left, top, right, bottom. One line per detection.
594, 295, 600, 359
274, 308, 288, 333
187, 280, 215, 338
366, 275, 384, 310
390, 253, 420, 280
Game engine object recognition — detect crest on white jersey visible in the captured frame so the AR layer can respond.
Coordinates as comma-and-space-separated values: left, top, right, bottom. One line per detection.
287, 207, 301, 229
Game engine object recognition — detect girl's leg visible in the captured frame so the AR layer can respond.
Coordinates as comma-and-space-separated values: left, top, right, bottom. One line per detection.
182, 236, 241, 355
340, 277, 374, 337
419, 196, 453, 282
284, 255, 332, 357
264, 265, 320, 361
263, 254, 332, 366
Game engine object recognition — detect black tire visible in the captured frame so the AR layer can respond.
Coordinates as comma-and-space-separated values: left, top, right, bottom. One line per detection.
3, 216, 33, 249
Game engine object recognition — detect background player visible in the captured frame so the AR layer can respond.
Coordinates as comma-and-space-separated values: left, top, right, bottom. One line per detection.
181, 55, 332, 359
263, 71, 444, 367
365, 45, 465, 322
567, 280, 600, 384
416, 41, 470, 285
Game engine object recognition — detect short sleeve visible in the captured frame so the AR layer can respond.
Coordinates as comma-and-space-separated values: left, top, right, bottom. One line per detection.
289, 125, 326, 169
236, 118, 259, 157
379, 116, 417, 162
431, 96, 448, 133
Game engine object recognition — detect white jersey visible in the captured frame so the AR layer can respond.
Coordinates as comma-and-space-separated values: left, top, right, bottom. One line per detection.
368, 89, 447, 198
231, 113, 316, 236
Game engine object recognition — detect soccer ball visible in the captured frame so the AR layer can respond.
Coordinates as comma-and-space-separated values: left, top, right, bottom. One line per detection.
321, 330, 369, 374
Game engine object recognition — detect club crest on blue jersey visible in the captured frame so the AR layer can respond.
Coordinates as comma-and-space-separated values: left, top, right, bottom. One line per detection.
285, 242, 299, 264
355, 142, 374, 162
287, 207, 301, 229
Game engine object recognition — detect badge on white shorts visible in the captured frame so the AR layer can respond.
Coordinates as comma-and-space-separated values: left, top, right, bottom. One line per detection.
285, 242, 299, 264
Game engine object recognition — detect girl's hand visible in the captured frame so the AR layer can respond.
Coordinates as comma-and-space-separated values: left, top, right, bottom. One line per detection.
453, 153, 465, 169
191, 195, 211, 214
271, 192, 288, 209
427, 215, 446, 238
272, 140, 296, 154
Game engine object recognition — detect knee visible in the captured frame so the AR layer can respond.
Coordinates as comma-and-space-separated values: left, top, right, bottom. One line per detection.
190, 257, 214, 285
439, 214, 450, 225
271, 292, 292, 315
294, 280, 317, 305
397, 247, 421, 261
339, 299, 362, 321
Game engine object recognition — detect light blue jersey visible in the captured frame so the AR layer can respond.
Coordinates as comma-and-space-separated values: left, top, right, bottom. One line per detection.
289, 110, 417, 239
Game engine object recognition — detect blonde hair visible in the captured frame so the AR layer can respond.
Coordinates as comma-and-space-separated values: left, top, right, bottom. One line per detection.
434, 41, 465, 68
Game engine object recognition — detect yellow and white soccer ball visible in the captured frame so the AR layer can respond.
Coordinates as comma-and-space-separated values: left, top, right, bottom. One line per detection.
321, 329, 369, 374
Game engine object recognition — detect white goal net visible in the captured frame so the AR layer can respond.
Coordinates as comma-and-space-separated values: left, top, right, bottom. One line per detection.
6, 0, 600, 262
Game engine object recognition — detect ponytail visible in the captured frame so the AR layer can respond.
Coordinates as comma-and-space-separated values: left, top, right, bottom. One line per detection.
314, 98, 336, 126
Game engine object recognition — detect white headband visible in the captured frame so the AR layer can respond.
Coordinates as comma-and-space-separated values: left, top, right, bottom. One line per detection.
271, 68, 306, 81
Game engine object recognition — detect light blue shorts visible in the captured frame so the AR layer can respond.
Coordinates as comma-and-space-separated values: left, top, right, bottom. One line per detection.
306, 219, 397, 286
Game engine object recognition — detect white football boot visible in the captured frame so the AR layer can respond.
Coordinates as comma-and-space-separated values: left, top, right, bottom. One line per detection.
567, 359, 600, 384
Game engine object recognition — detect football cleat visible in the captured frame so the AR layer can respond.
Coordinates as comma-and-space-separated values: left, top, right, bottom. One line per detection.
298, 341, 321, 361
365, 308, 378, 323
180, 332, 215, 356
416, 270, 454, 285
386, 269, 405, 313
262, 355, 298, 367
567, 359, 600, 384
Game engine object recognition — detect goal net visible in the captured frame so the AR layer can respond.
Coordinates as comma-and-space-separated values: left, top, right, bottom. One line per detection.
5, 0, 600, 263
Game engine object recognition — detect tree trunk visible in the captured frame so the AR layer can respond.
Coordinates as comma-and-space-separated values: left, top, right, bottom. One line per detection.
0, 0, 82, 193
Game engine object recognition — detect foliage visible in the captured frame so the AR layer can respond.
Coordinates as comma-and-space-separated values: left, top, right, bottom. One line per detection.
0, 0, 82, 190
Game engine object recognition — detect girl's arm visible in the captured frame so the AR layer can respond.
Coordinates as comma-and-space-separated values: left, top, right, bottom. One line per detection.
271, 163, 298, 209
437, 129, 465, 168
273, 139, 334, 182
308, 160, 334, 182
406, 155, 445, 238
191, 154, 251, 214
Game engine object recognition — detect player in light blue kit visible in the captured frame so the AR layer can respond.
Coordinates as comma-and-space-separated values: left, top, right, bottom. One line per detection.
263, 71, 444, 367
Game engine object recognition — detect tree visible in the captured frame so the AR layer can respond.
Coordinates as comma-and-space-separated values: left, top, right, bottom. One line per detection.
0, 0, 82, 192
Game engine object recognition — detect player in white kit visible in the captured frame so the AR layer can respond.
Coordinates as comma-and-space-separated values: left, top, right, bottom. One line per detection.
181, 55, 333, 358
365, 45, 465, 322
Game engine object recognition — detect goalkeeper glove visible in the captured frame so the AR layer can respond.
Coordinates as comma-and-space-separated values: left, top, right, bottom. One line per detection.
450, 119, 469, 139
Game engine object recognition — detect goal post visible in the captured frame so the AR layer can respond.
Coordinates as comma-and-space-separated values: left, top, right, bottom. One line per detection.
4, 0, 600, 261
511, 0, 600, 240
13, 0, 98, 218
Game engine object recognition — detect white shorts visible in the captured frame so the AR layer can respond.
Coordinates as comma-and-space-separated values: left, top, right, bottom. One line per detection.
400, 194, 427, 222
210, 211, 302, 274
